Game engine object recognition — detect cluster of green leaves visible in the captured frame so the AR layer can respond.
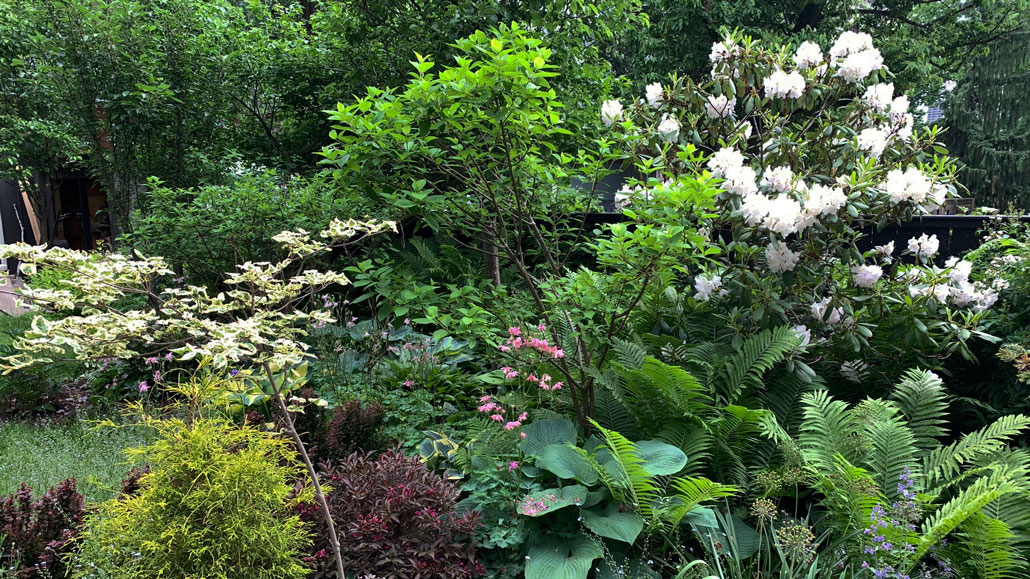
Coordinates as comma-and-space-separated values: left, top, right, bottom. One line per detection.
70, 416, 314, 579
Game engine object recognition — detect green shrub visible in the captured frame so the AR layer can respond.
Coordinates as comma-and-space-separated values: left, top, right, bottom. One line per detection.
70, 418, 313, 579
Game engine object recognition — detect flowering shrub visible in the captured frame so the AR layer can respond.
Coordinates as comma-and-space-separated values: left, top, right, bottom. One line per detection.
604, 30, 998, 383
305, 450, 482, 579
0, 479, 84, 579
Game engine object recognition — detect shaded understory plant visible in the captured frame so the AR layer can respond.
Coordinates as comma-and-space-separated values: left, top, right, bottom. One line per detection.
0, 479, 84, 579
302, 449, 482, 579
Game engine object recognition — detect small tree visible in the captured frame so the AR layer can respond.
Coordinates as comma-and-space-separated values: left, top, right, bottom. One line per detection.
0, 217, 396, 578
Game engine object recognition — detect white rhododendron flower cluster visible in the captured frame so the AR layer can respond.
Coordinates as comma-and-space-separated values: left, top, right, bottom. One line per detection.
882, 167, 935, 205
863, 83, 894, 112
851, 264, 883, 288
765, 243, 801, 273
857, 127, 891, 158
709, 41, 737, 63
760, 166, 793, 193
645, 82, 663, 107
601, 99, 623, 126
829, 31, 884, 83
907, 233, 940, 257
657, 115, 681, 141
764, 69, 806, 99
705, 94, 735, 119
811, 297, 844, 325
792, 41, 823, 70
906, 256, 998, 312
694, 274, 727, 302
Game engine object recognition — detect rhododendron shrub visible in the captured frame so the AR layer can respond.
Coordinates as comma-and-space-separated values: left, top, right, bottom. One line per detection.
605, 30, 998, 381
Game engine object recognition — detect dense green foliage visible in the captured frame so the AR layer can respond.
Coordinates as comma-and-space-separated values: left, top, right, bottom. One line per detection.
71, 417, 313, 579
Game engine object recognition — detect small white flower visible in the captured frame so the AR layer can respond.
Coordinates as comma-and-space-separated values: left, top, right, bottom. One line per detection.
875, 241, 895, 263
943, 80, 957, 92
791, 324, 812, 348
706, 147, 746, 178
601, 99, 623, 126
857, 127, 890, 158
710, 41, 735, 63
863, 83, 894, 112
694, 274, 725, 302
830, 31, 874, 60
722, 164, 759, 196
837, 49, 884, 83
811, 297, 843, 325
944, 257, 972, 283
882, 168, 932, 204
645, 82, 664, 107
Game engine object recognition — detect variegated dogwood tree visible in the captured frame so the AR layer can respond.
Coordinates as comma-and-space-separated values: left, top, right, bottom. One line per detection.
0, 217, 397, 578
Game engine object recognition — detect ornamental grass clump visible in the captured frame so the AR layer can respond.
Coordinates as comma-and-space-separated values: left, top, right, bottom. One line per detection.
70, 418, 314, 579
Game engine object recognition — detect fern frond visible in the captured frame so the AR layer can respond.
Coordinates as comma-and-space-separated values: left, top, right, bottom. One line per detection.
663, 477, 737, 528
954, 513, 1028, 579
922, 414, 1030, 490
889, 368, 949, 451
719, 326, 799, 405
861, 407, 919, 497
589, 420, 660, 520
798, 390, 859, 472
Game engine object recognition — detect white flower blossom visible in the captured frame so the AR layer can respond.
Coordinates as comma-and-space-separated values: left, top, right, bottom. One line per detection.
601, 99, 623, 126
907, 233, 940, 258
875, 241, 895, 263
704, 94, 736, 119
857, 127, 891, 157
765, 243, 801, 273
812, 297, 844, 325
760, 166, 793, 193
863, 83, 894, 112
710, 41, 735, 63
792, 324, 812, 348
890, 95, 910, 119
851, 264, 883, 288
645, 82, 664, 107
837, 49, 884, 83
830, 31, 874, 60
764, 69, 806, 99
707, 147, 747, 178
993, 278, 1011, 291
793, 41, 824, 70
804, 183, 847, 218
694, 274, 726, 302
657, 115, 681, 142
722, 164, 759, 196
882, 168, 932, 204
944, 257, 973, 284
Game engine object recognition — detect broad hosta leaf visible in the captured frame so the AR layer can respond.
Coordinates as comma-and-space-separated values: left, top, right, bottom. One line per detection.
581, 506, 644, 543
518, 485, 588, 517
520, 418, 577, 457
525, 535, 603, 579
636, 440, 687, 476
537, 444, 598, 485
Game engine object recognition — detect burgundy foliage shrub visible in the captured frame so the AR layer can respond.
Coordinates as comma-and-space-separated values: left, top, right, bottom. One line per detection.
301, 450, 482, 578
322, 398, 386, 460
0, 478, 85, 578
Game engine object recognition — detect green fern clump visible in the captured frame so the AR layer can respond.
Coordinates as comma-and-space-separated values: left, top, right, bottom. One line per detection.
795, 369, 1030, 578
69, 418, 313, 579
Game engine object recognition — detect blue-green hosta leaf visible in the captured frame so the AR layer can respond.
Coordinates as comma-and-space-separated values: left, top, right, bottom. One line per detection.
525, 535, 603, 579
636, 440, 687, 476
581, 506, 644, 543
520, 418, 577, 457
537, 444, 598, 485
518, 485, 587, 517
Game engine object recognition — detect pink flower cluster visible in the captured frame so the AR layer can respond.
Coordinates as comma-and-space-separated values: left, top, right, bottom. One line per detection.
518, 493, 558, 516
477, 396, 529, 433
499, 325, 565, 359
526, 373, 562, 391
